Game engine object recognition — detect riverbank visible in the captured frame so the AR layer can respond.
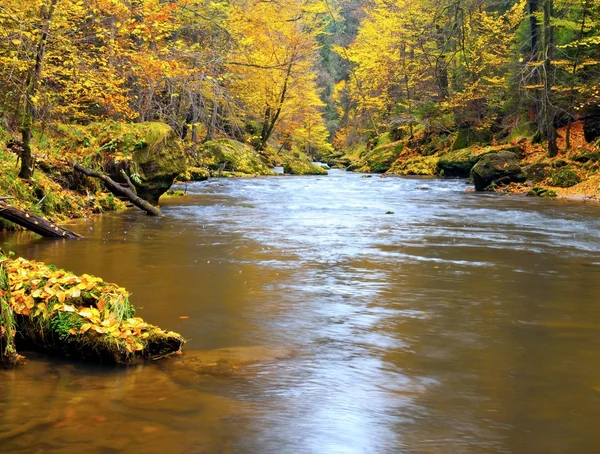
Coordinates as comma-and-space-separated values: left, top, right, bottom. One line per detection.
0, 122, 328, 233
331, 121, 600, 202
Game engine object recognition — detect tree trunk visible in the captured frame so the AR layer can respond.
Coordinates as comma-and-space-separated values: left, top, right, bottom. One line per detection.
72, 163, 162, 216
258, 61, 293, 151
0, 200, 82, 238
19, 0, 58, 180
565, 0, 590, 149
542, 0, 558, 157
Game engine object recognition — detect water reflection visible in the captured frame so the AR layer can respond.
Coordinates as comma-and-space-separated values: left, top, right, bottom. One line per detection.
2, 170, 600, 453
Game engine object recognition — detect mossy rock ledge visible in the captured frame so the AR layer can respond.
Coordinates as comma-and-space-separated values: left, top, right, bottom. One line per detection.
470, 151, 526, 191
283, 158, 328, 175
202, 139, 274, 176
130, 123, 187, 205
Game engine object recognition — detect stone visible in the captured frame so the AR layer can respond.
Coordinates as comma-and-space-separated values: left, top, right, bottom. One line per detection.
548, 167, 581, 188
202, 139, 274, 176
583, 104, 600, 143
130, 123, 187, 205
523, 163, 551, 183
470, 151, 526, 191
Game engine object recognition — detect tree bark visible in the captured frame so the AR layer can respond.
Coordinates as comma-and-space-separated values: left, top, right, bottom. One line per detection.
542, 0, 558, 157
19, 0, 58, 180
72, 163, 162, 216
0, 200, 82, 238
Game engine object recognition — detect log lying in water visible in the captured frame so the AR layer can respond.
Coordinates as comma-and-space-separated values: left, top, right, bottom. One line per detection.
0, 200, 82, 239
72, 163, 162, 217
0, 255, 184, 363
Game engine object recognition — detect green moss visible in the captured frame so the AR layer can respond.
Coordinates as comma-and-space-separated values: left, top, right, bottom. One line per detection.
527, 186, 557, 198
49, 311, 85, 341
202, 139, 274, 176
451, 126, 492, 151
0, 262, 19, 366
389, 155, 439, 176
356, 141, 404, 173
176, 166, 210, 182
283, 158, 328, 175
437, 146, 494, 177
548, 167, 581, 188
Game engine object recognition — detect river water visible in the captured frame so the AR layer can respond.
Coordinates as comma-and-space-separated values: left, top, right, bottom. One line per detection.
2, 170, 600, 453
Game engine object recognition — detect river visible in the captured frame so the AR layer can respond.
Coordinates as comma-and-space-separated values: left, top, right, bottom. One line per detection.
2, 169, 600, 453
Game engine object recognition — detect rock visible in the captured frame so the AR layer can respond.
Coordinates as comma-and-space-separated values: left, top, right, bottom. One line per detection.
355, 142, 404, 173
437, 146, 496, 178
283, 158, 328, 175
176, 166, 209, 182
527, 186, 557, 198
548, 167, 581, 188
451, 126, 492, 151
583, 104, 600, 143
202, 139, 274, 176
127, 123, 187, 205
570, 149, 600, 163
523, 163, 551, 183
470, 151, 526, 191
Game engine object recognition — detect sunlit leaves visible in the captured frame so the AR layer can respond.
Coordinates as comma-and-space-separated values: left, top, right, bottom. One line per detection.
0, 256, 173, 355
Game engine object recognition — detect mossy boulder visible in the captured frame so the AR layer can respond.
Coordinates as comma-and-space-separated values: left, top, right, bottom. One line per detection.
451, 126, 491, 151
523, 163, 551, 183
130, 123, 187, 205
569, 149, 600, 163
202, 139, 274, 176
283, 158, 328, 175
527, 186, 557, 198
437, 147, 493, 177
548, 167, 581, 188
470, 151, 526, 191
583, 104, 600, 143
177, 166, 209, 182
356, 142, 404, 173
388, 155, 439, 176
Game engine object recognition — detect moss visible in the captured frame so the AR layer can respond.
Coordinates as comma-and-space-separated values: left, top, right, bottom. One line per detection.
548, 167, 581, 188
437, 147, 492, 177
283, 158, 328, 175
2, 255, 183, 363
0, 262, 20, 367
527, 186, 557, 198
202, 139, 274, 176
451, 126, 491, 151
176, 166, 210, 182
389, 155, 439, 176
355, 141, 404, 173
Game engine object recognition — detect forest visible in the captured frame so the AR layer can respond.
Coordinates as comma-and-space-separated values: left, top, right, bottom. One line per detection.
0, 0, 599, 204
1, 0, 600, 366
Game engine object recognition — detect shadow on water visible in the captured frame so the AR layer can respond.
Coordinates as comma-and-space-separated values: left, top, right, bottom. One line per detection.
2, 170, 600, 453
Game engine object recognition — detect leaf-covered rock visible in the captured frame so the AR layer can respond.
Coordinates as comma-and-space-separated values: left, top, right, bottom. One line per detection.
0, 255, 184, 363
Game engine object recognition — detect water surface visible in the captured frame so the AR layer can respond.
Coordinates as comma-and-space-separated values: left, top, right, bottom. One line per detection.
2, 170, 600, 453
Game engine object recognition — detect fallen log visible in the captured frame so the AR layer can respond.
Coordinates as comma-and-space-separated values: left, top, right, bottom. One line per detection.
72, 162, 162, 217
0, 200, 82, 238
0, 255, 184, 363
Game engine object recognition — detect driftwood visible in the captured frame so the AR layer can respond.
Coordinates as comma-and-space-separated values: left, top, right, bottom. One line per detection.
72, 163, 162, 216
0, 200, 82, 238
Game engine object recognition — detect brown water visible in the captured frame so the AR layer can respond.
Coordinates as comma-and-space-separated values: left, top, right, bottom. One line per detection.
2, 170, 600, 453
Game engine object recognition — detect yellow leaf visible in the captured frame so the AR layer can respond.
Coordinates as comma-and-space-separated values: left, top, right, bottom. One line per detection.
69, 328, 77, 335
80, 323, 92, 333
